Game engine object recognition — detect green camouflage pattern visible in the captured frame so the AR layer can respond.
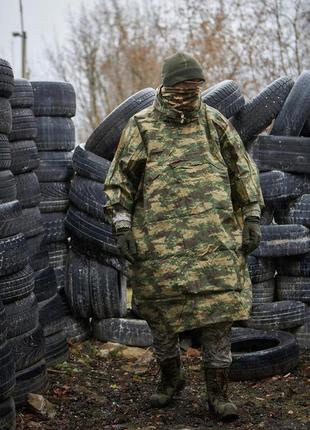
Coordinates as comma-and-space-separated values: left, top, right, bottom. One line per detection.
104, 88, 264, 333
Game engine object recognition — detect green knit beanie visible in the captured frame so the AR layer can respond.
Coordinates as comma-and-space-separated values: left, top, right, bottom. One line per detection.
161, 52, 205, 86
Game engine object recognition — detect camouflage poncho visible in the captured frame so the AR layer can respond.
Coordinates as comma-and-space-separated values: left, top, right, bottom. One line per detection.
104, 88, 264, 333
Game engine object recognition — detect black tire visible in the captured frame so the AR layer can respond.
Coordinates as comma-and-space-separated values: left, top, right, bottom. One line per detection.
26, 233, 49, 271
70, 236, 126, 273
36, 151, 73, 182
290, 307, 310, 350
202, 80, 245, 118
0, 302, 8, 343
17, 207, 44, 238
230, 327, 299, 381
72, 145, 111, 182
0, 200, 22, 239
252, 279, 275, 305
230, 77, 294, 145
0, 233, 28, 277
31, 81, 76, 117
0, 59, 14, 98
245, 300, 307, 330
10, 323, 45, 371
0, 171, 16, 203
0, 134, 11, 170
0, 342, 15, 401
15, 171, 41, 208
46, 241, 68, 269
38, 293, 65, 336
36, 117, 75, 151
34, 266, 57, 302
276, 275, 310, 304
0, 397, 16, 430
13, 359, 47, 407
65, 248, 126, 319
259, 170, 310, 206
252, 224, 310, 257
5, 293, 39, 338
10, 140, 39, 174
271, 71, 310, 136
274, 194, 310, 226
0, 98, 12, 135
44, 330, 68, 366
85, 88, 155, 160
65, 206, 119, 256
41, 211, 67, 243
0, 265, 34, 304
46, 241, 68, 290
10, 78, 34, 108
276, 252, 310, 277
92, 317, 153, 347
63, 315, 91, 343
247, 255, 275, 283
9, 108, 37, 142
253, 135, 310, 174
69, 175, 108, 221
39, 181, 70, 212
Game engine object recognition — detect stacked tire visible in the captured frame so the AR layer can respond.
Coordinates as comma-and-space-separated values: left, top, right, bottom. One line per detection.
31, 81, 75, 293
31, 81, 92, 343
0, 62, 47, 415
10, 79, 68, 367
246, 71, 310, 350
0, 58, 17, 429
65, 146, 128, 328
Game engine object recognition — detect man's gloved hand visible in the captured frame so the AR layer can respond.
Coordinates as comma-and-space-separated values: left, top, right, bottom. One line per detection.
241, 216, 261, 255
116, 228, 137, 263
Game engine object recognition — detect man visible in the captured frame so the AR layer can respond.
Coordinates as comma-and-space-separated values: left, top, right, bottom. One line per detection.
104, 52, 264, 421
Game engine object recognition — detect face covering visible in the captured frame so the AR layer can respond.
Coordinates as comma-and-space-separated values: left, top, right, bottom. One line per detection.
160, 83, 201, 112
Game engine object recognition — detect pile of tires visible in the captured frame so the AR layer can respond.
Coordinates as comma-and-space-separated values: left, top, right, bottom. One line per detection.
31, 81, 75, 293
244, 71, 310, 350
0, 58, 17, 430
10, 79, 68, 368
64, 145, 128, 330
0, 60, 48, 420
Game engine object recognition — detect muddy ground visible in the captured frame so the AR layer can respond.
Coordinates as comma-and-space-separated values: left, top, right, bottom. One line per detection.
16, 340, 309, 430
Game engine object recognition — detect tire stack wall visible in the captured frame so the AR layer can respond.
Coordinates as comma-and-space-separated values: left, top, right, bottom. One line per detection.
10, 80, 68, 368
0, 62, 48, 415
247, 70, 310, 350
31, 81, 91, 344
65, 146, 128, 332
0, 58, 16, 429
31, 81, 75, 293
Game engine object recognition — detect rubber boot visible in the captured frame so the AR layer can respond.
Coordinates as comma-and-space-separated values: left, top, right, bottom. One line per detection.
205, 367, 239, 421
150, 356, 185, 408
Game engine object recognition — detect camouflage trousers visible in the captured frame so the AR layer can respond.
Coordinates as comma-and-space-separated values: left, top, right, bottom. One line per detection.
151, 321, 233, 368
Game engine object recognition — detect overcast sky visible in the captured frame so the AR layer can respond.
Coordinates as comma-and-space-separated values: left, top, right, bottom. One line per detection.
0, 0, 97, 79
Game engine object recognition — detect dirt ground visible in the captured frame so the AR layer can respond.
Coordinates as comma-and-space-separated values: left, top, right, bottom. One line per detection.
16, 339, 309, 430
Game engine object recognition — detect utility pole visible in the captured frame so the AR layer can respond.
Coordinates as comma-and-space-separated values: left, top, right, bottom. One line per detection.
12, 0, 27, 78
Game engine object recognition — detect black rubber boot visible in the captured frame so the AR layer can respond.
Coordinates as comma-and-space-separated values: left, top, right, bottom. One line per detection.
150, 356, 185, 408
205, 367, 239, 421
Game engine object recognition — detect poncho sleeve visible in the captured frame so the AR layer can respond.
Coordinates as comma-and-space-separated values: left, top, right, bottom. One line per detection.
217, 117, 265, 216
103, 117, 147, 228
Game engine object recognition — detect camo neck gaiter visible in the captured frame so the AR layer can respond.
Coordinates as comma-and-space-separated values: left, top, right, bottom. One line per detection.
160, 84, 201, 112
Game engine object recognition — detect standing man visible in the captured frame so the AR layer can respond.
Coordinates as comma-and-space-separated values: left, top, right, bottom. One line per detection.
104, 52, 264, 421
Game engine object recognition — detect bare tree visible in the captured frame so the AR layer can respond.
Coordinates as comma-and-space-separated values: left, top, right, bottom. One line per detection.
47, 0, 310, 140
